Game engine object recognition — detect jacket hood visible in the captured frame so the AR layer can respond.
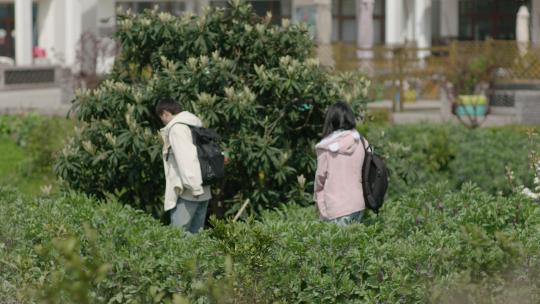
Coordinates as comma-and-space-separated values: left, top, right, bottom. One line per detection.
162, 111, 203, 133
315, 129, 362, 155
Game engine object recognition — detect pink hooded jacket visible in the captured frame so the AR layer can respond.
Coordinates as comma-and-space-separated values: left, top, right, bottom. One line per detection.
314, 129, 367, 220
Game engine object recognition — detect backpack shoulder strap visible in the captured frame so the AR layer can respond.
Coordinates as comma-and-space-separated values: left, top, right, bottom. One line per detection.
359, 133, 374, 153
359, 133, 367, 151
168, 122, 196, 137
165, 122, 195, 161
167, 122, 194, 144
169, 122, 193, 131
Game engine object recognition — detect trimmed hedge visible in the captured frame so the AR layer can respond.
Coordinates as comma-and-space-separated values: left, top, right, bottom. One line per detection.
366, 124, 540, 197
1, 184, 539, 303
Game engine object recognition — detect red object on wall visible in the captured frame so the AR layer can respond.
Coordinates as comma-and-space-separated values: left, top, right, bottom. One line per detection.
33, 46, 46, 58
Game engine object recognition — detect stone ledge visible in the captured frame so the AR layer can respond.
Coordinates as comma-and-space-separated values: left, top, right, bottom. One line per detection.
0, 87, 70, 116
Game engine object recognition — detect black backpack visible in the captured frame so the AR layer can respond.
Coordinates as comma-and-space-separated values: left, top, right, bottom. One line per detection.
359, 136, 389, 214
168, 123, 225, 186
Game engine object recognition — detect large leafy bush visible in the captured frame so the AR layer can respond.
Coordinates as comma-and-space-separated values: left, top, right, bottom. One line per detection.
54, 1, 369, 214
1, 184, 539, 303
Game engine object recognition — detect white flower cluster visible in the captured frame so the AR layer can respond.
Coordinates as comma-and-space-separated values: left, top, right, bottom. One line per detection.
522, 161, 540, 201
224, 86, 256, 105
118, 19, 133, 31
158, 12, 173, 23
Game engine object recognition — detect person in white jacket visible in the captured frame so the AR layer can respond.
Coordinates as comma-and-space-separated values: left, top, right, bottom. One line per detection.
156, 100, 211, 233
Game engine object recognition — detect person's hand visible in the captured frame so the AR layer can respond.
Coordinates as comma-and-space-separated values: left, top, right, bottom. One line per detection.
192, 187, 204, 198
223, 151, 231, 165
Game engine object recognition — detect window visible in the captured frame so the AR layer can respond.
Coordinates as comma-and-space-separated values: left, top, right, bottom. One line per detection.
332, 0, 385, 44
210, 0, 291, 22
251, 1, 281, 20
209, 1, 227, 8
458, 0, 529, 40
0, 4, 13, 58
373, 0, 385, 45
116, 1, 186, 16
0, 3, 39, 59
332, 0, 356, 42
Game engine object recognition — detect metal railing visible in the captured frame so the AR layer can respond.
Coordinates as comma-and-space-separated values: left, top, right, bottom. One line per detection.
329, 40, 540, 112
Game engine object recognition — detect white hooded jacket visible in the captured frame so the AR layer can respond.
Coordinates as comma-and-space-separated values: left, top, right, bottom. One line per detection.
160, 111, 211, 211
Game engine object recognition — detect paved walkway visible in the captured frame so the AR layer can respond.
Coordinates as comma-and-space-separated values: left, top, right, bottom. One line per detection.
368, 99, 519, 127
0, 88, 70, 116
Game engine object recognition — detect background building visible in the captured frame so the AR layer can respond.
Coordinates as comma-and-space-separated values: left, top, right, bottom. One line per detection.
1, 0, 538, 67
0, 0, 538, 115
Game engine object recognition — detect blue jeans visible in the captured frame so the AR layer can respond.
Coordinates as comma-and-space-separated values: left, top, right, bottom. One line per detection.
330, 210, 364, 226
170, 198, 209, 234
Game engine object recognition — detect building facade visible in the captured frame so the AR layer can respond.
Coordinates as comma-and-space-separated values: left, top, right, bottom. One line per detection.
1, 0, 540, 67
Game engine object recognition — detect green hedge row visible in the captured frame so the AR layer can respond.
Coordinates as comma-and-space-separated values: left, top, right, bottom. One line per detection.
0, 114, 73, 173
366, 124, 540, 197
1, 184, 539, 303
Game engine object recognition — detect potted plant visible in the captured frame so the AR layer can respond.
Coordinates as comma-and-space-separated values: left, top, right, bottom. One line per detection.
444, 47, 496, 128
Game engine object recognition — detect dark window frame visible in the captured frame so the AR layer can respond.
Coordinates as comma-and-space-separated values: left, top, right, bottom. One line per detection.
211, 0, 290, 21
458, 0, 530, 41
116, 1, 186, 16
332, 0, 385, 43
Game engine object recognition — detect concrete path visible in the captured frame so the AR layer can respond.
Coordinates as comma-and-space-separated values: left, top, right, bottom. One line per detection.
0, 88, 70, 116
368, 99, 520, 127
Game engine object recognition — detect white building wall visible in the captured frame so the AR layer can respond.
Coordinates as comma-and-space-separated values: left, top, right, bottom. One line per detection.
37, 0, 63, 64
440, 0, 458, 38
36, 0, 84, 66
386, 0, 434, 48
415, 0, 431, 49
97, 0, 116, 36
15, 0, 33, 65
65, 0, 82, 67
385, 0, 404, 45
31, 0, 538, 69
81, 0, 99, 35
404, 0, 414, 43
532, 0, 540, 44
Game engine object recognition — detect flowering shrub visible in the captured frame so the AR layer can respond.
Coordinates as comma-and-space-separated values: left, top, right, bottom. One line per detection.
54, 1, 370, 215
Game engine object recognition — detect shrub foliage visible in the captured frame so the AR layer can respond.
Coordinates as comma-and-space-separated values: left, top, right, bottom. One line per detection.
54, 1, 369, 214
1, 185, 539, 303
366, 124, 540, 197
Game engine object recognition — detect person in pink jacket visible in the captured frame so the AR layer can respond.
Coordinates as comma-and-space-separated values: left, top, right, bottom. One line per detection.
314, 102, 367, 225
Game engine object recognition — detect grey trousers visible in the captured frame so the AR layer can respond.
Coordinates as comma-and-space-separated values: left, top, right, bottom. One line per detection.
330, 210, 364, 226
170, 198, 209, 234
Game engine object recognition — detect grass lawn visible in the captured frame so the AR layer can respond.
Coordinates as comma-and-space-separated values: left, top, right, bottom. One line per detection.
0, 114, 74, 196
0, 137, 57, 197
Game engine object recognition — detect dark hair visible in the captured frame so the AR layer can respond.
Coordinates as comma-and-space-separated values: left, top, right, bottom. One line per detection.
321, 102, 356, 138
155, 99, 182, 117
